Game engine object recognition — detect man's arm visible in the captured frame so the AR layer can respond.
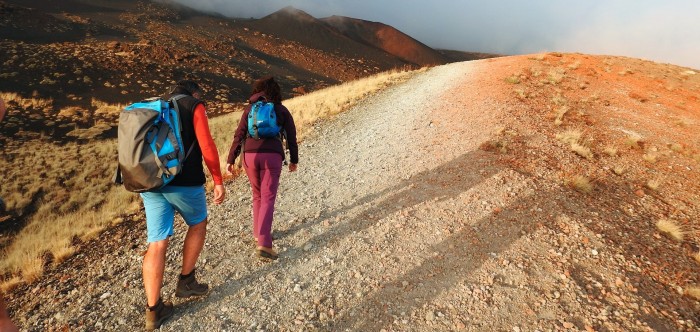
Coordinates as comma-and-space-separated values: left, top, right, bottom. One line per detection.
192, 104, 225, 204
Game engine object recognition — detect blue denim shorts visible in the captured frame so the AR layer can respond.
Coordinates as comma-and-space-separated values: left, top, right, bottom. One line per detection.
140, 185, 208, 243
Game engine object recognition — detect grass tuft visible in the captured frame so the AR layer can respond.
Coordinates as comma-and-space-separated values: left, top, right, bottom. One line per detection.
556, 129, 582, 145
505, 75, 521, 84
693, 251, 700, 265
656, 219, 686, 242
685, 287, 700, 301
669, 143, 683, 153
624, 135, 643, 149
646, 179, 661, 191
604, 146, 618, 157
569, 175, 593, 193
613, 166, 626, 175
642, 153, 658, 163
571, 142, 593, 159
554, 106, 569, 126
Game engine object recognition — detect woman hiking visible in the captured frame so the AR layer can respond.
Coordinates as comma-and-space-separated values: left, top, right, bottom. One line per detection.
226, 76, 299, 260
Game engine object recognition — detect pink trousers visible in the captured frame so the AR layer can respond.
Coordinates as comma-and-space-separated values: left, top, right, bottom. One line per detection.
244, 152, 283, 247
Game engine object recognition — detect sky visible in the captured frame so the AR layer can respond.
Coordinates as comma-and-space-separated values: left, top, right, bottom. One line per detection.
169, 0, 700, 70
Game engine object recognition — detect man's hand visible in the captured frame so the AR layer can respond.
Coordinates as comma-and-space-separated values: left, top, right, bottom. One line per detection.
288, 163, 298, 172
213, 184, 225, 205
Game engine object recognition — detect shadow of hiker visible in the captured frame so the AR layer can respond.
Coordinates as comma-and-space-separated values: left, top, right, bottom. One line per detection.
181, 149, 504, 321
324, 166, 700, 331
327, 175, 549, 331
282, 149, 505, 248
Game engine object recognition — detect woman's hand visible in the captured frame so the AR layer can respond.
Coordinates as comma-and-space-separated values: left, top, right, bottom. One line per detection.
288, 163, 298, 172
226, 163, 235, 175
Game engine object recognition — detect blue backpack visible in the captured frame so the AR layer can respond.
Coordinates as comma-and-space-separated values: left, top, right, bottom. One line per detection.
114, 95, 194, 192
247, 100, 281, 139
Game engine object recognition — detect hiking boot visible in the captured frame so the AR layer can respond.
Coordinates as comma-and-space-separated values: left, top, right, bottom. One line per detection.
257, 246, 278, 260
175, 269, 208, 298
145, 298, 174, 331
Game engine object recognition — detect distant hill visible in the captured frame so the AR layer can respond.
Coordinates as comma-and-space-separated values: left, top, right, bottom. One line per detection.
321, 15, 449, 66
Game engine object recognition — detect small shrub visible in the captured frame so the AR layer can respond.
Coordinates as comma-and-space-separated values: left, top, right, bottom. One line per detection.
547, 69, 566, 84
642, 153, 657, 163
552, 94, 567, 106
569, 175, 593, 193
604, 146, 618, 157
686, 287, 700, 301
625, 135, 642, 149
646, 179, 661, 191
505, 75, 520, 84
514, 88, 527, 99
656, 219, 686, 242
670, 143, 683, 153
613, 166, 625, 175
693, 252, 700, 265
618, 68, 634, 76
571, 142, 593, 159
479, 140, 507, 153
554, 106, 569, 126
556, 129, 582, 145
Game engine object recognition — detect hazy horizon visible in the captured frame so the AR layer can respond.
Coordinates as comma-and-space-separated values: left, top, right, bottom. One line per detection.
165, 0, 700, 70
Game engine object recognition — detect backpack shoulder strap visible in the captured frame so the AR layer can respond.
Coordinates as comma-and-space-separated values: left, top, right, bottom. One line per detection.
169, 94, 196, 160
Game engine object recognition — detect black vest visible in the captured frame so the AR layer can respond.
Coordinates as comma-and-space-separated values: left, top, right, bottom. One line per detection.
164, 87, 206, 186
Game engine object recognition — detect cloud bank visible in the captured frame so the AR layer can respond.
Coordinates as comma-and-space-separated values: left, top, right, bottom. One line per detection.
167, 0, 700, 69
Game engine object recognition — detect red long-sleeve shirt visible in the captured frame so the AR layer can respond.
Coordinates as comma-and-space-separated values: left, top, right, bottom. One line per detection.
193, 104, 223, 185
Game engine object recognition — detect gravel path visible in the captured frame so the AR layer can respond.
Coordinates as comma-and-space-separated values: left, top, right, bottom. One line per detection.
175, 61, 508, 331
12, 60, 698, 331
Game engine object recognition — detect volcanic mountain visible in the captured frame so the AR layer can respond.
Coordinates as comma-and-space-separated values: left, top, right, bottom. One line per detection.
321, 15, 450, 66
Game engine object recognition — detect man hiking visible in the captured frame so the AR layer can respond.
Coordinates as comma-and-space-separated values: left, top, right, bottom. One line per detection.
139, 80, 225, 330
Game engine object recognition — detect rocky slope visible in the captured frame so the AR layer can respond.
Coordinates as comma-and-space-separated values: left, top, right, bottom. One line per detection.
5, 54, 700, 331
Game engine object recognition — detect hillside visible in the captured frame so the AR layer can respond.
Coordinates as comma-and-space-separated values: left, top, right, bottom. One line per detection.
321, 15, 449, 66
4, 53, 700, 331
0, 1, 482, 141
0, 0, 492, 257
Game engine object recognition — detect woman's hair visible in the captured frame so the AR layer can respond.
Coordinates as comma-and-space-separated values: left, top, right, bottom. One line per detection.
176, 79, 203, 96
252, 76, 282, 104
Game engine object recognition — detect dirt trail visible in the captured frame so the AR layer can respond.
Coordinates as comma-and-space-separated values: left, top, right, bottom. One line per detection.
9, 59, 700, 331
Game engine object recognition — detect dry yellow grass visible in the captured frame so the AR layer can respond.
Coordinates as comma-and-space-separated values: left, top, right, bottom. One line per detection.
554, 106, 569, 126
685, 287, 700, 301
556, 129, 592, 159
547, 68, 566, 84
642, 153, 658, 163
0, 91, 53, 111
1, 67, 418, 288
693, 251, 700, 265
571, 141, 593, 159
669, 143, 683, 153
613, 166, 626, 175
604, 146, 618, 157
646, 179, 661, 191
569, 175, 593, 193
556, 129, 582, 145
625, 135, 642, 149
505, 75, 520, 84
656, 219, 686, 242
